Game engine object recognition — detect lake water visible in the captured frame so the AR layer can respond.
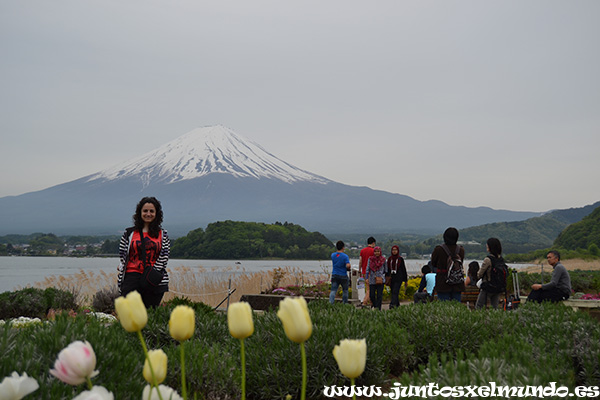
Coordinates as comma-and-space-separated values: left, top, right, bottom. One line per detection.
0, 256, 534, 293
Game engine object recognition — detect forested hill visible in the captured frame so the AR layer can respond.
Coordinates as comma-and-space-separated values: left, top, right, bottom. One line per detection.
448, 201, 600, 254
170, 220, 333, 260
554, 206, 600, 251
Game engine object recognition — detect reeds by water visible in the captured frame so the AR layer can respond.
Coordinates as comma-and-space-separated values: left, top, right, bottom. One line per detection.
32, 265, 329, 307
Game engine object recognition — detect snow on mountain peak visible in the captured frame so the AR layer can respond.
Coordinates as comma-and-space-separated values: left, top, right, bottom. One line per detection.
88, 125, 330, 186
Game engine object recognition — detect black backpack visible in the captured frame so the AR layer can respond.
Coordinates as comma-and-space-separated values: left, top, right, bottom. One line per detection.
441, 244, 464, 285
480, 255, 507, 294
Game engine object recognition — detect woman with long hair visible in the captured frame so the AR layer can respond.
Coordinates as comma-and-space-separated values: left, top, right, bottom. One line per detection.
475, 238, 504, 309
365, 246, 387, 310
431, 227, 465, 302
117, 197, 170, 308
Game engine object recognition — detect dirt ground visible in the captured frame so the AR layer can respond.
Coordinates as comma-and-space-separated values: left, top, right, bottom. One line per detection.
522, 258, 600, 273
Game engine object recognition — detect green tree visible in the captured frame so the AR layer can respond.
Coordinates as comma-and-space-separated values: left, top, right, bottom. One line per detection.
29, 234, 64, 255
171, 228, 205, 258
100, 239, 119, 254
170, 221, 333, 260
554, 206, 600, 251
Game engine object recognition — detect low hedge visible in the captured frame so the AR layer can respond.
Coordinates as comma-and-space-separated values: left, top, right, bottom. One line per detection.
0, 287, 77, 319
1, 298, 599, 399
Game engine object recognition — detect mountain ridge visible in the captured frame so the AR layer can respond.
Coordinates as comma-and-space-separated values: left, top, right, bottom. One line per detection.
453, 201, 600, 254
0, 126, 542, 236
87, 125, 330, 186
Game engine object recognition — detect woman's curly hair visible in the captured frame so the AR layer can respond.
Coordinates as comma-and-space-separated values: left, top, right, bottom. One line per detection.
132, 196, 163, 238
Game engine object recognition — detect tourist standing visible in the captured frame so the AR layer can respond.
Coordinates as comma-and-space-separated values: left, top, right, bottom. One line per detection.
359, 237, 376, 307
387, 245, 407, 309
431, 227, 465, 302
329, 240, 351, 304
366, 246, 387, 310
476, 238, 505, 309
118, 197, 170, 308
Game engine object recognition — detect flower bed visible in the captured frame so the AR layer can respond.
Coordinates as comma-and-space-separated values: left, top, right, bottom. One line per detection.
240, 293, 332, 311
579, 293, 600, 300
3, 295, 600, 399
562, 297, 600, 321
262, 281, 330, 297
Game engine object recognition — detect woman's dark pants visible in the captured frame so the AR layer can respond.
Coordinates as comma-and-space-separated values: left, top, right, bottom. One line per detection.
121, 272, 165, 308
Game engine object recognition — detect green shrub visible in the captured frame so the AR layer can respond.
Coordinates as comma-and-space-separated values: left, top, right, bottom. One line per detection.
0, 288, 77, 319
162, 296, 215, 315
398, 301, 600, 393
91, 286, 119, 314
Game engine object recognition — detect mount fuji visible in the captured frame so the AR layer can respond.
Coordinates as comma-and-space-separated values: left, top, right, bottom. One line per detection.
0, 126, 540, 236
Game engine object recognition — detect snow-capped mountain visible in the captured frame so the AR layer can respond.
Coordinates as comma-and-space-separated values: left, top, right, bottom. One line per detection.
0, 126, 541, 236
88, 125, 329, 187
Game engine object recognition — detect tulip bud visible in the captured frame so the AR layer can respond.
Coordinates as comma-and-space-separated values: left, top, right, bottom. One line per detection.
277, 297, 312, 343
227, 302, 254, 340
50, 341, 99, 385
333, 339, 367, 379
0, 371, 39, 399
169, 305, 195, 341
143, 349, 168, 385
114, 291, 147, 332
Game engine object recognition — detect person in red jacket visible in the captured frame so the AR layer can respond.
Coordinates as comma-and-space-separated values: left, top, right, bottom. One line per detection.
118, 197, 170, 308
359, 236, 376, 306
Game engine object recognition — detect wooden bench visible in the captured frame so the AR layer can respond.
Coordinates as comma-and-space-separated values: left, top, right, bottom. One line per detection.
461, 286, 480, 309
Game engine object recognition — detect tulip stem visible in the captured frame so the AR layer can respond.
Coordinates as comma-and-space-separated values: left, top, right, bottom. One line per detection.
180, 342, 188, 400
351, 378, 356, 400
240, 338, 246, 400
86, 376, 93, 390
137, 330, 164, 400
300, 342, 307, 400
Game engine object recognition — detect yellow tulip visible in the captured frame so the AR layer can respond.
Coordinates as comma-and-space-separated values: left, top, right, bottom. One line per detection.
333, 339, 367, 379
114, 291, 147, 332
169, 305, 195, 341
277, 297, 312, 343
227, 302, 254, 340
143, 349, 168, 385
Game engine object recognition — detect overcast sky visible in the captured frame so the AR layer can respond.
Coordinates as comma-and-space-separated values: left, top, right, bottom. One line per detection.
1, 1, 599, 213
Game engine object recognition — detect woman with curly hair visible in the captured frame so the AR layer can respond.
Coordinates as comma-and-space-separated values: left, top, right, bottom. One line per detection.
117, 197, 170, 308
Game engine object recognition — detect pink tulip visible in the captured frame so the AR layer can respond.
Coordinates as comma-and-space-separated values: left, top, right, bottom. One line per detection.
50, 341, 99, 386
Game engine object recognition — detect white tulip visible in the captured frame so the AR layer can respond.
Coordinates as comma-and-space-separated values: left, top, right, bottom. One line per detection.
142, 385, 183, 400
72, 386, 114, 400
0, 371, 39, 400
